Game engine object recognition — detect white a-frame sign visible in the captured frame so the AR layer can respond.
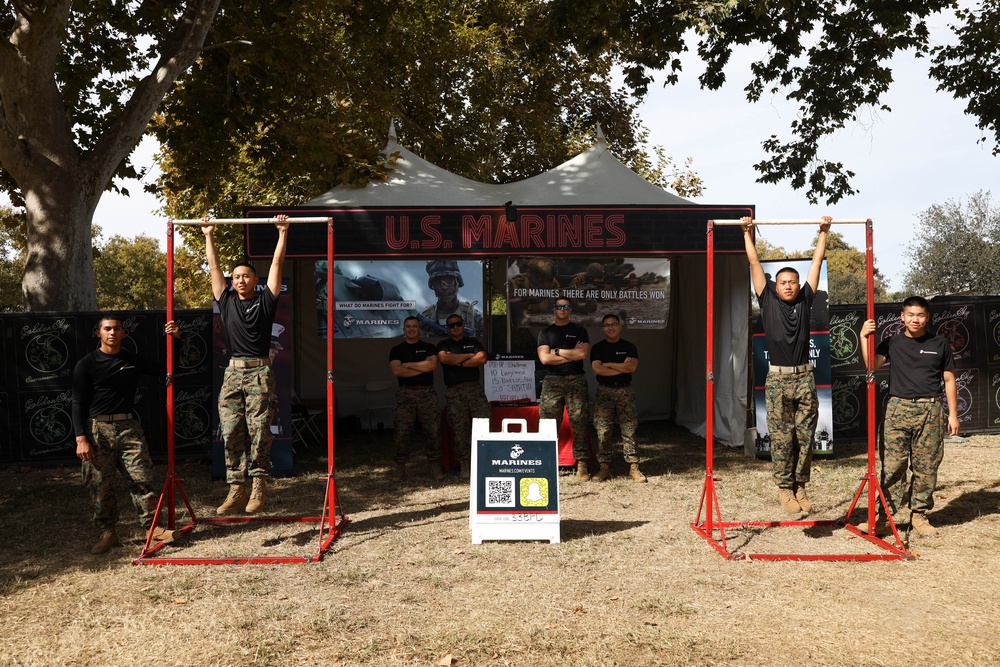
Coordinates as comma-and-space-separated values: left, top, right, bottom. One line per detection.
469, 418, 560, 544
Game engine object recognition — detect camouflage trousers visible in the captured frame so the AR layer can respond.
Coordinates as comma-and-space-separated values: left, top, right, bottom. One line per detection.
81, 418, 156, 530
219, 364, 276, 484
880, 397, 945, 517
394, 386, 442, 463
540, 373, 590, 460
764, 369, 817, 488
445, 383, 491, 463
593, 385, 639, 464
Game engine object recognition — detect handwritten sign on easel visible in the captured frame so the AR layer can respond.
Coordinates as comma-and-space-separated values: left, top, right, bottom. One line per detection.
484, 356, 535, 403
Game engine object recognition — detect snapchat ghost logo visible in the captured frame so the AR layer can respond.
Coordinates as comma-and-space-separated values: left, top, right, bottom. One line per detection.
519, 478, 548, 507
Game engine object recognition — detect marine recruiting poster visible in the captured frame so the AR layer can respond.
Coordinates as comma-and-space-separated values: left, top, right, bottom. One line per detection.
319, 259, 485, 339
751, 259, 834, 457
506, 257, 670, 328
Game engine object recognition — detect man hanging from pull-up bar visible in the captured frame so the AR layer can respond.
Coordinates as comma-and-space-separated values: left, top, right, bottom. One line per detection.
742, 215, 831, 517
202, 215, 289, 515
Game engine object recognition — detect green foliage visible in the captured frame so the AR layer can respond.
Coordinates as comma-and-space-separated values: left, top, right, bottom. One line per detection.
564, 0, 987, 205
753, 229, 887, 305
0, 207, 25, 311
930, 2, 1000, 157
95, 234, 168, 309
903, 191, 1000, 296
150, 0, 695, 216
93, 232, 209, 310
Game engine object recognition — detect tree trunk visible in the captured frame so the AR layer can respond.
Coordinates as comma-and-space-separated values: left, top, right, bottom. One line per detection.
0, 0, 223, 311
22, 172, 99, 311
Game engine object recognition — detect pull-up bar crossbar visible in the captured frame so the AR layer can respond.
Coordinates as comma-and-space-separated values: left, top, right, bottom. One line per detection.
713, 219, 870, 226
169, 217, 332, 226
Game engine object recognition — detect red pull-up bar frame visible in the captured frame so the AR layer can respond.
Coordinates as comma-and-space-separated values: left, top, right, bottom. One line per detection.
134, 216, 348, 565
692, 218, 911, 561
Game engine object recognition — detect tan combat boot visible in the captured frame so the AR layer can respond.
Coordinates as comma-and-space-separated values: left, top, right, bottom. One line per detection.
391, 462, 406, 482
430, 461, 445, 482
246, 478, 268, 513
459, 460, 471, 477
779, 488, 803, 516
91, 527, 121, 554
794, 484, 814, 514
911, 512, 938, 536
576, 460, 591, 481
217, 483, 249, 515
594, 463, 612, 482
629, 463, 647, 483
857, 517, 891, 537
149, 526, 177, 543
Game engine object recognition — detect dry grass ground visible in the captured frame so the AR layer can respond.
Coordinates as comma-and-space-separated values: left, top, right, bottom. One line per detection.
2, 422, 999, 666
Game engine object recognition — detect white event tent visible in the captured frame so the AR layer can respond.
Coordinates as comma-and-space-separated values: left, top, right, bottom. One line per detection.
257, 123, 751, 447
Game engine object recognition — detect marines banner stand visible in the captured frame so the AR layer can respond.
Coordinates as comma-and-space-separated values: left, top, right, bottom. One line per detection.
470, 418, 560, 544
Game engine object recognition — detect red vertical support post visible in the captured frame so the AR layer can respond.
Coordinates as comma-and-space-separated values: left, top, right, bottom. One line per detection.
165, 221, 176, 529
704, 220, 716, 529
864, 219, 877, 527
326, 219, 335, 509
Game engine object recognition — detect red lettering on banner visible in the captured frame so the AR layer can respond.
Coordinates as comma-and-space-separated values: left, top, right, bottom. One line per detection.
495, 216, 518, 248
386, 216, 408, 250
558, 215, 581, 247
420, 215, 442, 248
605, 214, 626, 248
585, 215, 603, 247
522, 215, 545, 249
546, 215, 557, 248
463, 214, 491, 248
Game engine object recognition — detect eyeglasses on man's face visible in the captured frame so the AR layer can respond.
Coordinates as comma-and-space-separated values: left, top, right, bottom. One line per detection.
446, 321, 464, 329
554, 304, 571, 311
602, 322, 620, 329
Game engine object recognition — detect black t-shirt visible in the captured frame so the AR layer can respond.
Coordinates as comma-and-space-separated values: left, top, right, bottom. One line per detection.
757, 281, 814, 366
72, 348, 167, 436
876, 332, 956, 398
217, 286, 279, 357
437, 336, 485, 387
389, 339, 438, 387
537, 322, 589, 376
590, 338, 639, 387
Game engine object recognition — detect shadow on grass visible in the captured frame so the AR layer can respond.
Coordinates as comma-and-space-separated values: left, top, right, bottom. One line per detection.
931, 488, 1000, 529
560, 518, 649, 541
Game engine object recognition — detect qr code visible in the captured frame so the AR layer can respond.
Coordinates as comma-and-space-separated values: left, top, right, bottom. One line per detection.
484, 477, 515, 507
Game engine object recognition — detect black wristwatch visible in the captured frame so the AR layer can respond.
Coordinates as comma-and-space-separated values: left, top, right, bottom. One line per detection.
554, 348, 560, 357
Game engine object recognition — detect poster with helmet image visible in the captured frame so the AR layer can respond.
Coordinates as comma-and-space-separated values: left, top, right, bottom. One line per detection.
321, 260, 484, 338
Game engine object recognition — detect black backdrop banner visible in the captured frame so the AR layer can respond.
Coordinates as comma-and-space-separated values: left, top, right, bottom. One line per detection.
244, 205, 753, 259
830, 296, 999, 440
0, 310, 212, 467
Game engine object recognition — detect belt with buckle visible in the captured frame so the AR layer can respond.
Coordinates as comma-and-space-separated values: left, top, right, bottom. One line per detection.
229, 357, 271, 368
893, 396, 940, 404
93, 413, 132, 422
769, 363, 812, 374
598, 383, 632, 389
